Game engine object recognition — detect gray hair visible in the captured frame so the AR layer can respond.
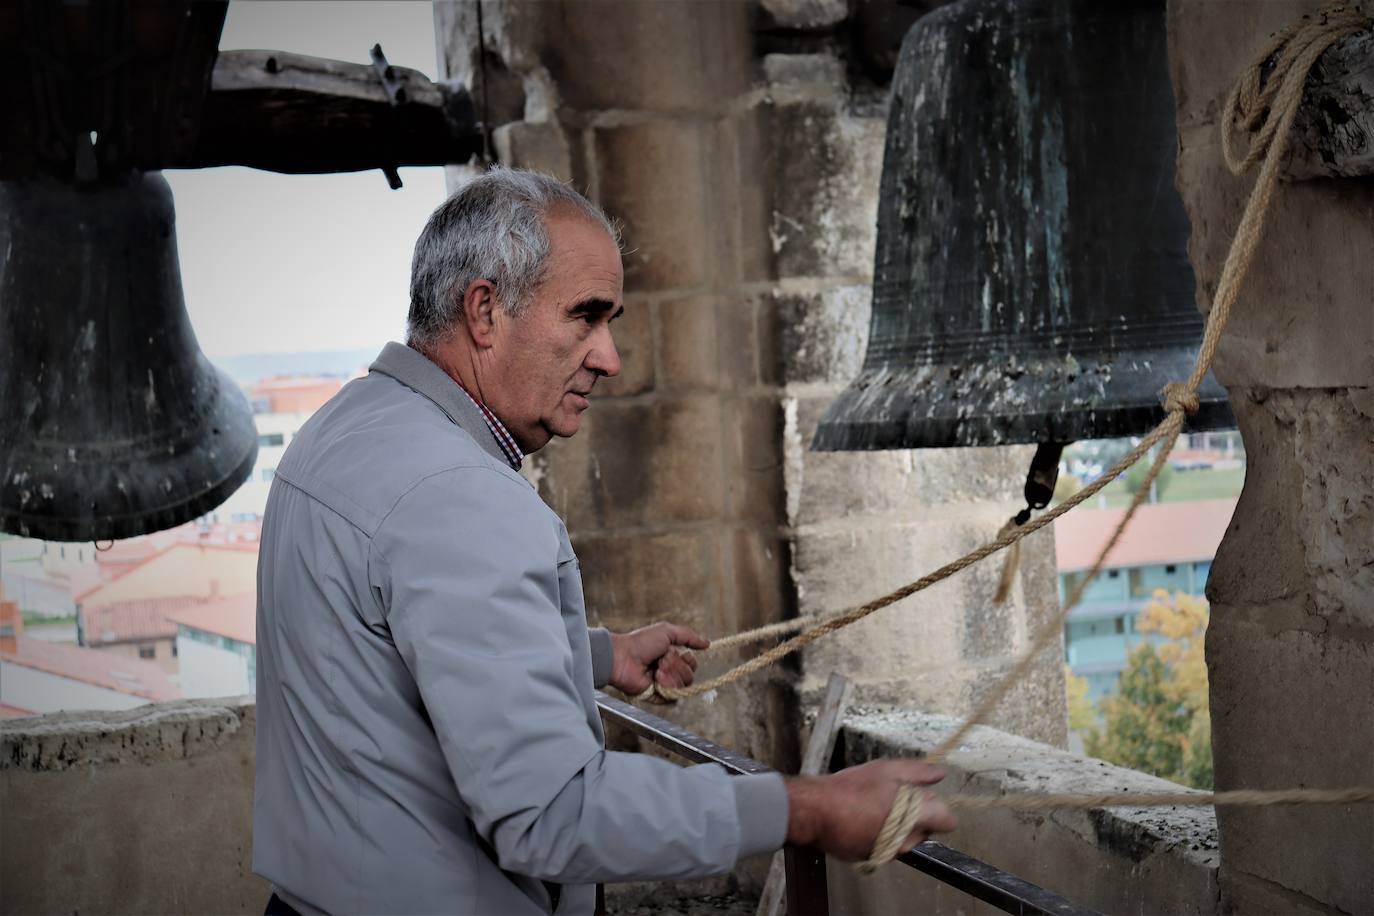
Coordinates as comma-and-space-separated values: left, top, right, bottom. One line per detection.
407, 168, 619, 348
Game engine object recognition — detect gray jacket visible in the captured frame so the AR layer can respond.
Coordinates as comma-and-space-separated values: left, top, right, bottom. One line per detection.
253, 342, 787, 915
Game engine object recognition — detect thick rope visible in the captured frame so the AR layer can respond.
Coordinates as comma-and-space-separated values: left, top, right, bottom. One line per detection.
947, 786, 1374, 813
636, 419, 1174, 702
853, 3, 1373, 870
626, 0, 1374, 869
855, 784, 1374, 875
638, 5, 1366, 704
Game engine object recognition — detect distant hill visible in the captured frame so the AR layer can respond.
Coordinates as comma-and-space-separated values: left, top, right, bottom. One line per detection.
211, 348, 377, 386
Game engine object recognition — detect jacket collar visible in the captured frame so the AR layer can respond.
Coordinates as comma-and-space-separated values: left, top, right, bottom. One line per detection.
368, 341, 513, 469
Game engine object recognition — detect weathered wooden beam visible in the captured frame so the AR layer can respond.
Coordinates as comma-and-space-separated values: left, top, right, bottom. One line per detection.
1286, 31, 1374, 179
756, 673, 852, 916
188, 49, 481, 174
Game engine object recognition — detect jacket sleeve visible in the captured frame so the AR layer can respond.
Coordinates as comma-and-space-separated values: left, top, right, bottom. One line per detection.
370, 466, 788, 884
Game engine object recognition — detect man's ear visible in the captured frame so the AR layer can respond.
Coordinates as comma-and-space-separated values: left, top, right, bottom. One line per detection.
460, 279, 499, 348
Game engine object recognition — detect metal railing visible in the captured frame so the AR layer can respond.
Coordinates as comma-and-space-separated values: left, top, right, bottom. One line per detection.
596, 691, 1102, 916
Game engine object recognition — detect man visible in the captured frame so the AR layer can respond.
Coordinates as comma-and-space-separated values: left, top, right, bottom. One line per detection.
253, 169, 954, 915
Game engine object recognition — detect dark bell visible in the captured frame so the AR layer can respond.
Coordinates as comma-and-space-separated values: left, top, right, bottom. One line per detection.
0, 172, 257, 542
813, 0, 1235, 451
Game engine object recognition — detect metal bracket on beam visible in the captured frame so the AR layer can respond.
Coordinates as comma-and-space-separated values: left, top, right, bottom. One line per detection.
369, 43, 405, 189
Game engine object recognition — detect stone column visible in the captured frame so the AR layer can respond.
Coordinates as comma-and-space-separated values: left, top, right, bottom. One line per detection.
1169, 2, 1374, 912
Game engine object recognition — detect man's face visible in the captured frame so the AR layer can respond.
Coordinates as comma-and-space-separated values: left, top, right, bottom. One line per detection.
483, 209, 623, 452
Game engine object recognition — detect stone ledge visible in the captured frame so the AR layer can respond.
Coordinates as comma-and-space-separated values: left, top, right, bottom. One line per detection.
1, 696, 255, 772
832, 708, 1220, 915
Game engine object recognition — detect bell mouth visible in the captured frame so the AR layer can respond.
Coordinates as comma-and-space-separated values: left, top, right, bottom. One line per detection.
0, 173, 260, 542
812, 348, 1234, 451
2, 364, 260, 543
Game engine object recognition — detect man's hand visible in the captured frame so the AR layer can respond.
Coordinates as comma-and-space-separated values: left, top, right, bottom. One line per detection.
608, 623, 710, 695
784, 759, 957, 861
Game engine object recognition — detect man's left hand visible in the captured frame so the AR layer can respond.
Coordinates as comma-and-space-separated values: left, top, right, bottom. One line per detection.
608, 623, 710, 695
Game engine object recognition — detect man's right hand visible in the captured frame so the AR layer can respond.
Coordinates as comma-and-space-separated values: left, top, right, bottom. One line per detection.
783, 759, 956, 862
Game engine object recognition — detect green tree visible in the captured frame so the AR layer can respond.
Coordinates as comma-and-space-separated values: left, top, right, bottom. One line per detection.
1080, 589, 1213, 789
1122, 446, 1175, 502
1065, 666, 1094, 732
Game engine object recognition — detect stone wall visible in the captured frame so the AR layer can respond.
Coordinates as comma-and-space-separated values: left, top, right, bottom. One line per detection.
1168, 1, 1374, 913
1, 699, 1208, 915
828, 710, 1221, 916
0, 700, 266, 915
431, 0, 1067, 769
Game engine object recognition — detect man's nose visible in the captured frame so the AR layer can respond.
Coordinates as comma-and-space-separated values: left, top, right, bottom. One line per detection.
587, 325, 621, 378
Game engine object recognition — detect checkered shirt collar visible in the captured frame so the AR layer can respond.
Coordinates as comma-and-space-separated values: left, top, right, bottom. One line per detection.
455, 385, 524, 471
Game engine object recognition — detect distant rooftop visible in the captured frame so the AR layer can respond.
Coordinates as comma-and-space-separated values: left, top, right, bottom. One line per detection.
82, 597, 188, 645
249, 375, 343, 414
79, 530, 261, 609
1055, 498, 1237, 572
167, 593, 257, 646
0, 637, 180, 701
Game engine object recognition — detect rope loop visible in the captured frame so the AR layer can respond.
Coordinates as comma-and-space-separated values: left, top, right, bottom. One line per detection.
860, 783, 925, 873
1221, 4, 1372, 173
1160, 381, 1201, 415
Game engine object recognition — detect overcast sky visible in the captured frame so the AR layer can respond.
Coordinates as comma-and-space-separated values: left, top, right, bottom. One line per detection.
167, 2, 449, 358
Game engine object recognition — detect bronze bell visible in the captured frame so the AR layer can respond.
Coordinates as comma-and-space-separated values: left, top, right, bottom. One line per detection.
0, 172, 257, 541
813, 0, 1234, 451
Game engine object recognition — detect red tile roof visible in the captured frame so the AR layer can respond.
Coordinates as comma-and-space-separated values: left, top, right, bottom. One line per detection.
166, 593, 257, 646
250, 376, 342, 414
0, 702, 35, 717
81, 598, 186, 645
0, 637, 180, 701
1054, 499, 1237, 572
77, 538, 259, 605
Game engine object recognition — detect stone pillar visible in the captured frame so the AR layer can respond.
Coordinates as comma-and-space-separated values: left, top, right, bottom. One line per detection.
1169, 2, 1374, 912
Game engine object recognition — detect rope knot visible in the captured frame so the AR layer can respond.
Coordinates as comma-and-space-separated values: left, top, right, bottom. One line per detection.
1161, 382, 1201, 415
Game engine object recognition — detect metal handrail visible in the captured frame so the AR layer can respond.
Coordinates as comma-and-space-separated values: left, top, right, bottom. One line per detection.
595, 691, 1102, 916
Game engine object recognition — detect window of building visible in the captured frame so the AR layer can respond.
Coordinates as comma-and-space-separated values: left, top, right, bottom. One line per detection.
172, 641, 178, 658
1114, 617, 1125, 635
138, 644, 156, 659
258, 433, 285, 447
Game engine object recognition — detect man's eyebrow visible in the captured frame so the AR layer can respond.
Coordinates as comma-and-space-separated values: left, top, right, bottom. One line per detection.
570, 298, 623, 319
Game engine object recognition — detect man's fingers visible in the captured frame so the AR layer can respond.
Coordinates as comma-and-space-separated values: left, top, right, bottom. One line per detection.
654, 651, 699, 689
902, 793, 957, 846
662, 623, 710, 651
889, 760, 946, 787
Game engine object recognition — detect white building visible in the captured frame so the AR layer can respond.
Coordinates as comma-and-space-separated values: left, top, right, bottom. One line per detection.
168, 593, 256, 699
211, 409, 313, 522
211, 375, 346, 522
1, 599, 180, 716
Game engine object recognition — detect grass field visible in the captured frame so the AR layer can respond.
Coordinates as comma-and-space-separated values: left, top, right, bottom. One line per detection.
1093, 465, 1245, 507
